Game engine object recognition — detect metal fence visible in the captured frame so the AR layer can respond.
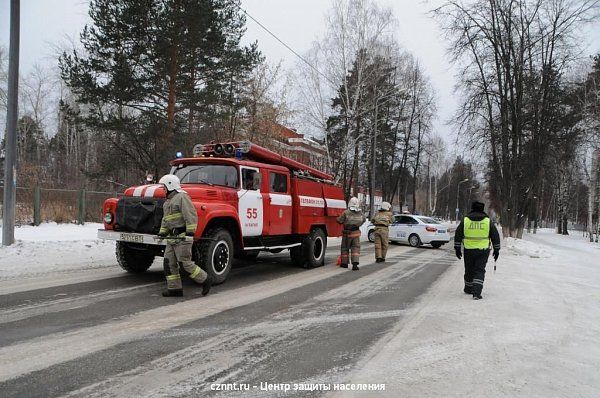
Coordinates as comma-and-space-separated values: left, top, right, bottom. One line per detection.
0, 186, 122, 225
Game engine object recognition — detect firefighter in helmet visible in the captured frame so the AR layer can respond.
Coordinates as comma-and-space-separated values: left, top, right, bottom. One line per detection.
372, 201, 394, 263
158, 174, 212, 297
337, 197, 366, 270
454, 201, 501, 300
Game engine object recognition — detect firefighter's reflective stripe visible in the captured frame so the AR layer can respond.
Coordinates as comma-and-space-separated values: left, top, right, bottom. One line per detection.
159, 226, 168, 234
166, 274, 181, 281
463, 217, 491, 249
164, 212, 183, 222
189, 266, 202, 279
186, 223, 196, 233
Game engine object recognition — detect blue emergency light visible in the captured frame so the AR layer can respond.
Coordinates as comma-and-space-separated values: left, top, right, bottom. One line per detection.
176, 151, 183, 158
235, 148, 243, 159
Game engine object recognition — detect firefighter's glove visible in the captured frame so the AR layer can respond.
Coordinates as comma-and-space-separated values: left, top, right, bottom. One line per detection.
455, 248, 462, 260
493, 250, 500, 261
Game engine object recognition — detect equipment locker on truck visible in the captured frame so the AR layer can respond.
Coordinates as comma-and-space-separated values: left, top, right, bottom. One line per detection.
98, 140, 346, 284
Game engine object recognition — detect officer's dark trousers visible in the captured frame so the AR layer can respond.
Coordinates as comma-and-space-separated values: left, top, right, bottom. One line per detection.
463, 249, 490, 295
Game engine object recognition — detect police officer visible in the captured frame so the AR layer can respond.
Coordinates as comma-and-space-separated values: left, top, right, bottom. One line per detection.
158, 174, 212, 297
454, 201, 501, 300
337, 197, 366, 270
372, 202, 394, 263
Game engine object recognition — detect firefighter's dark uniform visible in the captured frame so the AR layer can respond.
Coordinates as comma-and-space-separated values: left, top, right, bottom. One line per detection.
372, 210, 394, 262
337, 208, 366, 270
160, 190, 208, 295
454, 202, 500, 299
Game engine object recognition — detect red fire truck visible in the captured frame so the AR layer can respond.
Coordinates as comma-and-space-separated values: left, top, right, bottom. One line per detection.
98, 141, 346, 283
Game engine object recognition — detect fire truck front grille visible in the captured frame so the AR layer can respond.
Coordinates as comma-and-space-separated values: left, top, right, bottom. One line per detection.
115, 197, 165, 234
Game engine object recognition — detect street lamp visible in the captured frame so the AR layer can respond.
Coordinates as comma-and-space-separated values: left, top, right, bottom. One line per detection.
455, 179, 469, 224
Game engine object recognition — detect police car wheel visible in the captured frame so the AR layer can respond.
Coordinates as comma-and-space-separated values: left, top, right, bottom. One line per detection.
199, 228, 233, 284
408, 234, 421, 247
368, 229, 375, 243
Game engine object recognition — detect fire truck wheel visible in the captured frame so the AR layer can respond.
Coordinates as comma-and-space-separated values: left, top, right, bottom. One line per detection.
305, 228, 327, 268
199, 227, 234, 284
116, 242, 154, 273
290, 245, 306, 267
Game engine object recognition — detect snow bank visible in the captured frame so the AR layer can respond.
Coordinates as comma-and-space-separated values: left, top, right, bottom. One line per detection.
503, 236, 554, 258
0, 222, 117, 279
341, 229, 600, 397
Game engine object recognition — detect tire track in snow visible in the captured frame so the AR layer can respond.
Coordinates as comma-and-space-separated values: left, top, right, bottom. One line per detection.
0, 246, 408, 383
0, 283, 160, 324
60, 250, 445, 397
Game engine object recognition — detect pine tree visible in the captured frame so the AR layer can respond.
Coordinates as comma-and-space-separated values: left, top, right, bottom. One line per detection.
59, 0, 260, 183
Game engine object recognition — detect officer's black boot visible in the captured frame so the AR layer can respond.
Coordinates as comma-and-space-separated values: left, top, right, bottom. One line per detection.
352, 263, 359, 271
162, 289, 183, 297
202, 275, 213, 296
473, 294, 482, 300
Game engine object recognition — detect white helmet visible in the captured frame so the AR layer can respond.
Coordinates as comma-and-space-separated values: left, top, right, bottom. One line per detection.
348, 197, 360, 211
380, 201, 391, 211
159, 174, 182, 193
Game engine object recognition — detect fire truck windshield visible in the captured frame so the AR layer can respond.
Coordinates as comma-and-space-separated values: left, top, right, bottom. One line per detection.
171, 164, 239, 188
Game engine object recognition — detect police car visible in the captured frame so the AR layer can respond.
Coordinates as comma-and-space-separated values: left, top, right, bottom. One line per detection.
367, 214, 451, 248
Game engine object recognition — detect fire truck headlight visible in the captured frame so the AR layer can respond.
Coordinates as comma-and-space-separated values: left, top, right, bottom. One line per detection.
104, 212, 114, 224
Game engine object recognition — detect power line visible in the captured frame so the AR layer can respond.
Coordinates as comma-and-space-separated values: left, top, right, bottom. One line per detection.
235, 4, 336, 87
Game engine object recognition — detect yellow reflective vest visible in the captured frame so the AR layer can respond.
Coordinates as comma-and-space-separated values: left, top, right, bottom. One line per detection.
463, 217, 490, 249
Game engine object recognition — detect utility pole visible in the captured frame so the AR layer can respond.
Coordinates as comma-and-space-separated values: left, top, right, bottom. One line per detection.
2, 0, 20, 246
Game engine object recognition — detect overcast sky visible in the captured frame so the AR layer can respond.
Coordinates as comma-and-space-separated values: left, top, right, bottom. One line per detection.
1, 0, 599, 144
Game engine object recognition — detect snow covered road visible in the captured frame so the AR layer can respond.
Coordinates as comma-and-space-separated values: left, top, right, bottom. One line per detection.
0, 224, 454, 397
2, 223, 596, 397
341, 229, 600, 398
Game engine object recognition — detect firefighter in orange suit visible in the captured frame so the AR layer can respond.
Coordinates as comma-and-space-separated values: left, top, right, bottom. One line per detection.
158, 174, 212, 297
337, 197, 366, 270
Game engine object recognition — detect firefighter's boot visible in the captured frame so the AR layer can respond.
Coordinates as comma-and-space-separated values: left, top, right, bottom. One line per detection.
352, 263, 360, 271
202, 275, 213, 296
162, 289, 183, 297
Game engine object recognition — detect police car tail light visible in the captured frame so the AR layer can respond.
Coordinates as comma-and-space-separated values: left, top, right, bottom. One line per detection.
426, 226, 437, 232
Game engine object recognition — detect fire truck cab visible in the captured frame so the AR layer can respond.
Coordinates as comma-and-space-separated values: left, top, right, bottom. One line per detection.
98, 141, 346, 284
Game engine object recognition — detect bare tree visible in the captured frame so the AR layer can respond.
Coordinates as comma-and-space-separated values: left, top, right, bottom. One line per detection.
435, 0, 599, 237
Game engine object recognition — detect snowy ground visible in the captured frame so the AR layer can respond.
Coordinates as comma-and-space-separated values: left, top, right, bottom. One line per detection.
340, 228, 600, 397
0, 223, 117, 280
0, 222, 353, 281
